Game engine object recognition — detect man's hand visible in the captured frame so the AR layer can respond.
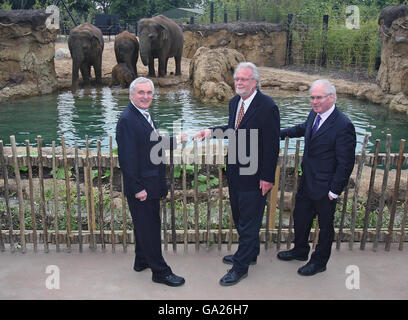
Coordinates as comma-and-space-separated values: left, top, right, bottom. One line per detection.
193, 129, 211, 141
176, 131, 189, 144
259, 180, 273, 196
135, 189, 147, 201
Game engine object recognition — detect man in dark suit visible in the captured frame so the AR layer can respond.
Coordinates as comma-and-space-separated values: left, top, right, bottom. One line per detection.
116, 77, 185, 287
194, 62, 280, 286
278, 79, 356, 276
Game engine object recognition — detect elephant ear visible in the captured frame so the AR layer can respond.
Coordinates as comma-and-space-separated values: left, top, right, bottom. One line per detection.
159, 24, 169, 41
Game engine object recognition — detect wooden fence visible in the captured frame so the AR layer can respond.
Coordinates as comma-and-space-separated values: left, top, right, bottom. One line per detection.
0, 133, 407, 254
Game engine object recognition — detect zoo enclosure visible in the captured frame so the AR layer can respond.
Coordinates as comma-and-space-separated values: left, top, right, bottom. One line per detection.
0, 133, 407, 255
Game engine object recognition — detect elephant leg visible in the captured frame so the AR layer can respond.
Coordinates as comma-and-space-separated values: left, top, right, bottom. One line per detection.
94, 61, 102, 87
175, 54, 182, 76
71, 60, 80, 92
148, 59, 155, 77
132, 56, 138, 77
158, 56, 166, 77
165, 58, 169, 75
80, 63, 91, 88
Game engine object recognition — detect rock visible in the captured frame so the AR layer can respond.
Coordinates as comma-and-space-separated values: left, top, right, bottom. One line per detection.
55, 48, 70, 59
182, 22, 287, 68
377, 6, 408, 96
189, 46, 245, 102
0, 10, 58, 103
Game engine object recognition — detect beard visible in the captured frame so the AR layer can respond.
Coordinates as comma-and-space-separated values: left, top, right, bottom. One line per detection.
236, 87, 253, 97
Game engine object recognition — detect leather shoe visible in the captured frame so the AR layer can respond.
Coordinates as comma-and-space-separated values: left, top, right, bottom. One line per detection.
297, 262, 326, 276
277, 250, 308, 261
133, 263, 149, 272
222, 255, 257, 266
152, 273, 185, 287
219, 269, 248, 286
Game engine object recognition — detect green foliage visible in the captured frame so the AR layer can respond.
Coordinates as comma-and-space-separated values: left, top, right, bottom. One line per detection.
0, 0, 12, 9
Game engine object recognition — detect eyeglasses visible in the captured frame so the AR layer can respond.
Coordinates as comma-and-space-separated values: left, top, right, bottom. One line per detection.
309, 94, 330, 101
136, 90, 153, 96
234, 77, 253, 82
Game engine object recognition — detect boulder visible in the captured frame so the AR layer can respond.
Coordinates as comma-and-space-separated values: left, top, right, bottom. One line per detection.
0, 10, 58, 104
189, 46, 245, 102
377, 5, 408, 95
55, 48, 70, 59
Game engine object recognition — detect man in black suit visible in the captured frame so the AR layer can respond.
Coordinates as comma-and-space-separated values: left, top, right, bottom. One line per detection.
194, 62, 280, 286
116, 77, 185, 287
278, 79, 356, 276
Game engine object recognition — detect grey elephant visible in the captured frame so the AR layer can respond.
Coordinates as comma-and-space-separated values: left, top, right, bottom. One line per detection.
68, 22, 104, 92
137, 15, 183, 77
114, 30, 139, 78
111, 63, 135, 88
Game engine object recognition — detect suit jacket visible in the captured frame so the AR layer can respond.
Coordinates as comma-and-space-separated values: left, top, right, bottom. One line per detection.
213, 91, 280, 191
116, 103, 172, 200
281, 106, 356, 200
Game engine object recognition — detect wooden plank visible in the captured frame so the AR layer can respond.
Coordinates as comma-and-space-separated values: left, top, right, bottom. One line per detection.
277, 138, 289, 250
218, 139, 223, 251
163, 198, 168, 251
170, 146, 176, 252
313, 219, 319, 250
52, 141, 60, 252
37, 136, 48, 253
349, 134, 368, 250
269, 165, 280, 234
206, 137, 211, 249
85, 136, 96, 251
360, 139, 380, 250
193, 140, 199, 251
385, 139, 405, 251
287, 140, 300, 249
75, 142, 83, 253
97, 140, 105, 252
120, 173, 127, 252
10, 136, 26, 253
61, 137, 71, 252
399, 169, 408, 251
373, 134, 391, 252
336, 182, 350, 250
25, 140, 37, 252
109, 137, 115, 253
0, 141, 12, 252
182, 141, 188, 252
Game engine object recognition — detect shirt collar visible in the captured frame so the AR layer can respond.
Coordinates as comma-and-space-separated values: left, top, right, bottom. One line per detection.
318, 104, 335, 122
131, 101, 149, 115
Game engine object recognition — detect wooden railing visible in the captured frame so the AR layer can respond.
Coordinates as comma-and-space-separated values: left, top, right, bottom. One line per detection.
0, 134, 407, 254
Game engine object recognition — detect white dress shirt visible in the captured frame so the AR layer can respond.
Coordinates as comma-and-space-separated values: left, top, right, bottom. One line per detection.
234, 90, 258, 128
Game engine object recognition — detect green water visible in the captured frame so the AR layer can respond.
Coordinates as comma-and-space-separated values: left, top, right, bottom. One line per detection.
0, 87, 407, 153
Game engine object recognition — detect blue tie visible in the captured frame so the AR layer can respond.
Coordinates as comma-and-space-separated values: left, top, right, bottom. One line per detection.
144, 111, 157, 134
312, 115, 321, 135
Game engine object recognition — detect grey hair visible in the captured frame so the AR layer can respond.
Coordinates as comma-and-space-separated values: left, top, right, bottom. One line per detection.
234, 62, 261, 90
310, 79, 337, 101
129, 77, 155, 96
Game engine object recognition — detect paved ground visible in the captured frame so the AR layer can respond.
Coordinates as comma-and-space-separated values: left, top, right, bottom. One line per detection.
0, 243, 407, 300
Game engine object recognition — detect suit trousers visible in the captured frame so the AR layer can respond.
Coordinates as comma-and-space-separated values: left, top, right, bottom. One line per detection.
126, 196, 172, 277
292, 185, 337, 267
228, 186, 266, 273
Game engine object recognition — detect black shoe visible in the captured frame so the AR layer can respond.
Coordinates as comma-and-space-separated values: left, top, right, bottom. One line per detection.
222, 255, 257, 266
277, 250, 308, 261
297, 262, 326, 276
152, 273, 185, 287
133, 263, 149, 272
219, 269, 248, 286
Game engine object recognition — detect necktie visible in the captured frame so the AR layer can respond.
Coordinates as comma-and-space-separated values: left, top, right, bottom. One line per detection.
235, 101, 245, 130
144, 111, 158, 134
312, 114, 321, 135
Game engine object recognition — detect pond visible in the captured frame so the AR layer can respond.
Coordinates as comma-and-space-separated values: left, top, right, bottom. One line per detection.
0, 86, 407, 154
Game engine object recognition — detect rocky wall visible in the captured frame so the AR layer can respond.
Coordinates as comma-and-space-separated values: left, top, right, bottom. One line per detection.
0, 10, 58, 104
182, 22, 287, 68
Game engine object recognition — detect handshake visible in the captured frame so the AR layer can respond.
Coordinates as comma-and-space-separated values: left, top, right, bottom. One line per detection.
176, 128, 212, 144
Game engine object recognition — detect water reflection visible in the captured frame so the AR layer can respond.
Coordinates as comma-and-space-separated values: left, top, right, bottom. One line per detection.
0, 87, 407, 154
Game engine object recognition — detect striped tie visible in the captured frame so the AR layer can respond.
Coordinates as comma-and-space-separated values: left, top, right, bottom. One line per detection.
144, 111, 158, 134
235, 101, 245, 130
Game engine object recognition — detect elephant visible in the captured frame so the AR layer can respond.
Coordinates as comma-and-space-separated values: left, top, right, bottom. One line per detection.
137, 15, 184, 77
114, 30, 139, 78
68, 22, 104, 92
111, 63, 135, 88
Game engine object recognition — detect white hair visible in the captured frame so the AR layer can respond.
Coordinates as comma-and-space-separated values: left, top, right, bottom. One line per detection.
310, 79, 337, 101
234, 62, 261, 90
129, 77, 155, 96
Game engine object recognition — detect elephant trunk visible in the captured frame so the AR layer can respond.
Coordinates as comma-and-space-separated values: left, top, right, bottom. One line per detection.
139, 39, 151, 66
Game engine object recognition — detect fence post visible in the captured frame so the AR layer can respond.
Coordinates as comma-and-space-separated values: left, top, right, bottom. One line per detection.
236, 7, 239, 21
190, 16, 194, 24
320, 14, 329, 67
210, 2, 214, 23
224, 6, 227, 23
285, 13, 293, 65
